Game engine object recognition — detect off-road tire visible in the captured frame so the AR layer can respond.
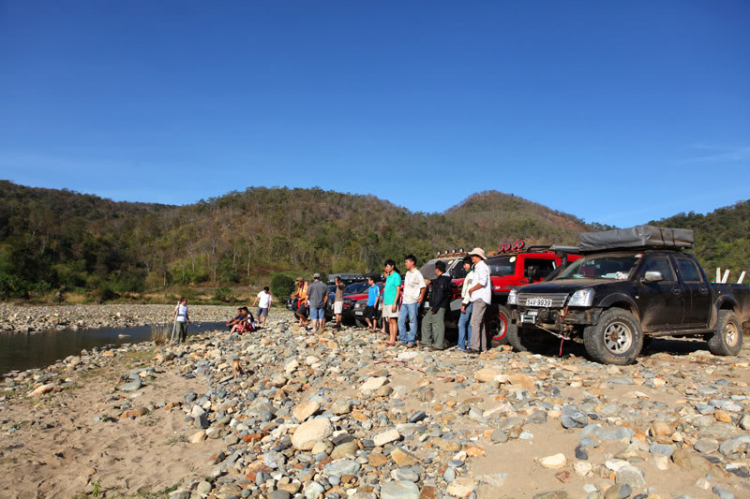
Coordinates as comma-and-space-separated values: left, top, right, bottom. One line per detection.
707, 310, 743, 356
489, 305, 511, 347
583, 309, 643, 365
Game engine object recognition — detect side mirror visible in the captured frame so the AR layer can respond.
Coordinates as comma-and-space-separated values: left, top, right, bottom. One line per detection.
642, 271, 663, 283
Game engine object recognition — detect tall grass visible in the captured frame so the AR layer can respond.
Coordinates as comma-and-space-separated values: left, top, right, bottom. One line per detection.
150, 323, 171, 346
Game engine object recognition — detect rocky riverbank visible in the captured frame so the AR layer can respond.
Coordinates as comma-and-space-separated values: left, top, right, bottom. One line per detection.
0, 304, 247, 333
1, 319, 748, 499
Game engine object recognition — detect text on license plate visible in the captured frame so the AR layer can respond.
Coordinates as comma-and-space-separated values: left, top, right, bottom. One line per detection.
526, 297, 553, 308
355, 311, 363, 316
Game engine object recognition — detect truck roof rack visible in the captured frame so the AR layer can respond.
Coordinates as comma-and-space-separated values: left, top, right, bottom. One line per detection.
579, 225, 693, 253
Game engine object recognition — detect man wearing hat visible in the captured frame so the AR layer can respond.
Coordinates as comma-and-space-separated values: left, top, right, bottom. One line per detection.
307, 273, 329, 333
466, 247, 491, 353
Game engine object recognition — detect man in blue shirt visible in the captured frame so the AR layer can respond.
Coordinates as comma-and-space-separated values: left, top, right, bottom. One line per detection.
364, 276, 381, 332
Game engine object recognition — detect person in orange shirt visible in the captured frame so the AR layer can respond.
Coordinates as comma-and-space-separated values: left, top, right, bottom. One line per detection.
293, 277, 309, 327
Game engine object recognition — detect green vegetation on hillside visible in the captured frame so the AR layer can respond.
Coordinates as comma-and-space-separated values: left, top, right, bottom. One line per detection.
652, 200, 750, 282
0, 182, 590, 300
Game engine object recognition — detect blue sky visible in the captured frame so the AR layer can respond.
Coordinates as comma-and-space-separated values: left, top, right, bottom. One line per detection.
1, 1, 749, 226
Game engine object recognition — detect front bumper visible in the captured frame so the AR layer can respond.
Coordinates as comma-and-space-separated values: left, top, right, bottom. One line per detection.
511, 307, 603, 332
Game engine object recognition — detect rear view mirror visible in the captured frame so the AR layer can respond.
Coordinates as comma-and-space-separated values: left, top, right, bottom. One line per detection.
643, 271, 663, 283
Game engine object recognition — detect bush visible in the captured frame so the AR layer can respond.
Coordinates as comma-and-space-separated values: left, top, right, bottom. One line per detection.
93, 286, 118, 303
213, 286, 235, 303
0, 272, 29, 299
271, 273, 295, 300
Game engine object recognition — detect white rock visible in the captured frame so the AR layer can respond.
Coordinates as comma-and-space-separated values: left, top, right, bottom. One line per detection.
292, 417, 334, 450
474, 368, 499, 383
397, 351, 419, 361
373, 428, 401, 446
539, 453, 567, 469
447, 477, 476, 497
574, 461, 593, 477
285, 359, 299, 374
28, 384, 55, 397
360, 376, 388, 392
189, 431, 207, 444
293, 400, 320, 422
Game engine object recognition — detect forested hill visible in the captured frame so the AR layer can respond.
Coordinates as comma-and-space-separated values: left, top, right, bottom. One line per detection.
0, 181, 587, 298
652, 200, 750, 281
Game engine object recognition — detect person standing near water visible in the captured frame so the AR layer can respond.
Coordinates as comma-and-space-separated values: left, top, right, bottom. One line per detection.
172, 297, 189, 344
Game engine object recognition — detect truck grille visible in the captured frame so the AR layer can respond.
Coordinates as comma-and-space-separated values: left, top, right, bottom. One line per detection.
518, 293, 569, 308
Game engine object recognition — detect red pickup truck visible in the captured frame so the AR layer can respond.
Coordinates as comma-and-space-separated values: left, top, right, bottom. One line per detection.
450, 244, 581, 346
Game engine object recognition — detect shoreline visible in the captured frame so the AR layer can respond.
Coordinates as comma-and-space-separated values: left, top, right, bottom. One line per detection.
1, 318, 748, 498
0, 303, 267, 334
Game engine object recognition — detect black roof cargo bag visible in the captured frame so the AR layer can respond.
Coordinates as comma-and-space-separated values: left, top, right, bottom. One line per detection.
579, 225, 693, 252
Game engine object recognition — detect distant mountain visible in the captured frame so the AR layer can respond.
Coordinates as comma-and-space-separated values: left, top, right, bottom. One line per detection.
5, 180, 745, 298
652, 200, 750, 282
0, 182, 591, 298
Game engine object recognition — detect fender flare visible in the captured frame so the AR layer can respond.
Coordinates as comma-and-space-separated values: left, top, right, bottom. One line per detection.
709, 295, 739, 328
597, 294, 640, 320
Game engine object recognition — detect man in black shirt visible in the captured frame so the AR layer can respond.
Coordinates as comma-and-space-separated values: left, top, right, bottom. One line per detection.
421, 260, 452, 350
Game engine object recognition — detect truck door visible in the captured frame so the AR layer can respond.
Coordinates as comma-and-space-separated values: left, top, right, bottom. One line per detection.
636, 255, 684, 331
673, 255, 711, 328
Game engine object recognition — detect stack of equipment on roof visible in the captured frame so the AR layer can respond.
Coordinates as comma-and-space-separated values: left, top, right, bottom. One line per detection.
578, 225, 694, 253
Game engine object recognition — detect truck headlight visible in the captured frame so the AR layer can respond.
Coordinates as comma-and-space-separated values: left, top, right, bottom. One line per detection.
507, 289, 518, 306
568, 289, 595, 307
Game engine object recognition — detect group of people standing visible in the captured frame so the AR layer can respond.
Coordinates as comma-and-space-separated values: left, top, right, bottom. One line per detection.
379, 247, 492, 353
169, 246, 493, 353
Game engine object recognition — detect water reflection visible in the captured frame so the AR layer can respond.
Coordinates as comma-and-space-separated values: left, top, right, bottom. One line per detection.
0, 322, 225, 375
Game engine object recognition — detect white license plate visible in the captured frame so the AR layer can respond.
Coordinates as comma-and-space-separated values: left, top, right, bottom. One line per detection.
526, 297, 553, 308
521, 310, 538, 324
355, 311, 364, 316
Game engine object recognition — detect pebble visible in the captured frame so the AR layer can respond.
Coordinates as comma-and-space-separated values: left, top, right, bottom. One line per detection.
379, 480, 420, 499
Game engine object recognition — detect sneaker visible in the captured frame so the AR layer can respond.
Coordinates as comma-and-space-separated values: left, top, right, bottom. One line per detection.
406, 342, 415, 348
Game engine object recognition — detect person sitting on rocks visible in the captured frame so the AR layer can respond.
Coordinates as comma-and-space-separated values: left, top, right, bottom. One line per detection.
230, 307, 256, 334
226, 308, 246, 330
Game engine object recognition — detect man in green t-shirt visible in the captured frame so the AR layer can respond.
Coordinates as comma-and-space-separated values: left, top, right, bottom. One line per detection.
382, 259, 402, 346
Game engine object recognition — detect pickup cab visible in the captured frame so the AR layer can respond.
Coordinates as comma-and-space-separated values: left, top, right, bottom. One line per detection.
507, 248, 750, 364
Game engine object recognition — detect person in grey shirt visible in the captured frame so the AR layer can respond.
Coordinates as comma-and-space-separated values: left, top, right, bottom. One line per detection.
307, 273, 329, 333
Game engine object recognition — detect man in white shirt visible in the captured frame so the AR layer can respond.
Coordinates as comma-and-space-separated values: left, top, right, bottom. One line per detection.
398, 254, 426, 347
172, 297, 189, 344
467, 248, 491, 353
253, 286, 273, 327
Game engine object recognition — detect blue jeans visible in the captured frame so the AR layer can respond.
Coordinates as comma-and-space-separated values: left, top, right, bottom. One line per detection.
309, 307, 325, 320
457, 302, 473, 350
398, 303, 419, 344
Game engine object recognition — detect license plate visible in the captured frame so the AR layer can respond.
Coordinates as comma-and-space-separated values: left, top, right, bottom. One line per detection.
355, 311, 363, 316
521, 310, 538, 324
526, 297, 553, 308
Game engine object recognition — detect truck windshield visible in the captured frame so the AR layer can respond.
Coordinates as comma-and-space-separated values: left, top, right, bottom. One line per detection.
486, 256, 516, 277
344, 283, 368, 294
558, 254, 640, 280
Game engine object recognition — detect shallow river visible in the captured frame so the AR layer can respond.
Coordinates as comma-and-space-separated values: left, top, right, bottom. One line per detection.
0, 322, 226, 375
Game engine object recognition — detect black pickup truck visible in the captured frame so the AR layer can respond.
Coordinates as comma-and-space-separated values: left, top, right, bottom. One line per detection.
507, 226, 750, 365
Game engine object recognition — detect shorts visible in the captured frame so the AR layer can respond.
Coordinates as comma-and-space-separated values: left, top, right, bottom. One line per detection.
364, 305, 377, 320
309, 307, 325, 320
382, 303, 399, 319
257, 307, 269, 317
297, 305, 309, 317
334, 301, 343, 315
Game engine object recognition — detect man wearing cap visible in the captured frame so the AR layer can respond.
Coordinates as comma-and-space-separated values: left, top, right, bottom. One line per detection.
467, 247, 491, 353
307, 273, 329, 333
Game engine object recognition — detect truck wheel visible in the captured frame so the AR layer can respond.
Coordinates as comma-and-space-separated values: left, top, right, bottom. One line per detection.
707, 310, 743, 356
583, 309, 643, 365
489, 305, 510, 347
507, 323, 548, 352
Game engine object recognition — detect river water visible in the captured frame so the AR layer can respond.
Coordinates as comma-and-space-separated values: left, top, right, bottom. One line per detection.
0, 322, 226, 375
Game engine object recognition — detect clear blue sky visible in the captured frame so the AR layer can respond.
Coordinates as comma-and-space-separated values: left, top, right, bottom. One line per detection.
1, 1, 749, 227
